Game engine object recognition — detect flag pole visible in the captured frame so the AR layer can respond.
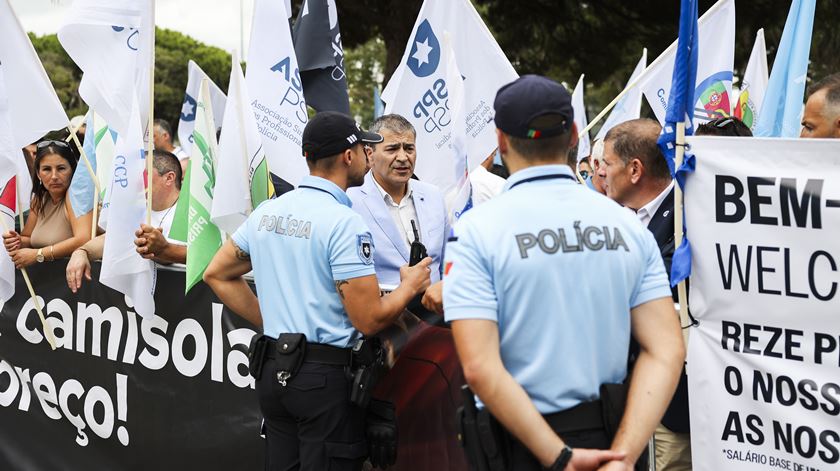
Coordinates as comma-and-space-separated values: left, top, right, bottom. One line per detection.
15, 179, 24, 230
66, 122, 101, 239
675, 121, 689, 343
146, 4, 156, 226
0, 216, 57, 350
581, 0, 731, 140
233, 52, 254, 210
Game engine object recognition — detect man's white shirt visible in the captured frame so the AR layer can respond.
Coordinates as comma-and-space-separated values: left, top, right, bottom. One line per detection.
372, 176, 420, 248
636, 181, 674, 227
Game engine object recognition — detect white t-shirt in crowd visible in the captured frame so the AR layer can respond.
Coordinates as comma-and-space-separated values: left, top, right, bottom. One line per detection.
470, 165, 506, 206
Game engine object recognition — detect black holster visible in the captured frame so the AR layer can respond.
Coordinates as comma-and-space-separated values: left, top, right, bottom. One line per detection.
456, 386, 507, 471
248, 335, 269, 380
349, 337, 386, 408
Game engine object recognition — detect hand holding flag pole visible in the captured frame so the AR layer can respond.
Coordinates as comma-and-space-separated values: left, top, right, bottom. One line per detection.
0, 215, 57, 350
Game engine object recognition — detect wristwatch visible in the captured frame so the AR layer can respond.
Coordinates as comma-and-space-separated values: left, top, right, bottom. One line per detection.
548, 445, 573, 470
36, 248, 45, 263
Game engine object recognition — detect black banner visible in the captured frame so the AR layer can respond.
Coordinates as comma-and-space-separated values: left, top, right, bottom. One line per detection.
1, 263, 469, 470
0, 263, 262, 470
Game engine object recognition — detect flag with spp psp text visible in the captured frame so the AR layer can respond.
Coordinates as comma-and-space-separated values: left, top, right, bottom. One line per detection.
382, 0, 518, 192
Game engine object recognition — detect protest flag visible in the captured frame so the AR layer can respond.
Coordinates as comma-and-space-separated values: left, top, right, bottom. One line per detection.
734, 29, 769, 131
0, 176, 15, 303
292, 0, 351, 114
656, 0, 699, 331
69, 112, 98, 218
373, 87, 384, 119
177, 61, 227, 158
571, 75, 591, 162
595, 49, 647, 142
639, 0, 734, 125
381, 0, 518, 192
185, 80, 223, 293
0, 0, 71, 213
100, 96, 156, 319
246, 0, 309, 186
58, 0, 154, 137
441, 34, 472, 225
754, 0, 816, 137
211, 50, 272, 236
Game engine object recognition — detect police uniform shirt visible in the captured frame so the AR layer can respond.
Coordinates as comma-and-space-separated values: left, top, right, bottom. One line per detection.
443, 164, 672, 414
232, 175, 376, 348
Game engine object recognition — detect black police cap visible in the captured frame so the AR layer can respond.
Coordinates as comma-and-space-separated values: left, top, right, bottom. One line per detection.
301, 111, 383, 160
493, 74, 574, 139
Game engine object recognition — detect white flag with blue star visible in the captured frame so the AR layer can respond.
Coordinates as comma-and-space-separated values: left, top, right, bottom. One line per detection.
177, 60, 227, 158
382, 0, 517, 193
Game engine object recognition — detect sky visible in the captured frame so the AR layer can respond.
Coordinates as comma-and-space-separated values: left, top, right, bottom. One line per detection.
9, 0, 258, 55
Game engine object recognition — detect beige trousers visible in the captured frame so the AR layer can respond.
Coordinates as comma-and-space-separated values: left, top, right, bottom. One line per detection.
654, 423, 692, 471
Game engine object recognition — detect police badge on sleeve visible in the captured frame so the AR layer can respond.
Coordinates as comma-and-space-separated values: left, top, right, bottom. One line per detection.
357, 233, 374, 264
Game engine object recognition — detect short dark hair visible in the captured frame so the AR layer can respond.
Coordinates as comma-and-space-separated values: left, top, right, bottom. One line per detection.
695, 116, 753, 137
153, 118, 173, 137
604, 118, 670, 180
808, 73, 840, 112
369, 114, 415, 149
153, 150, 182, 190
506, 114, 572, 161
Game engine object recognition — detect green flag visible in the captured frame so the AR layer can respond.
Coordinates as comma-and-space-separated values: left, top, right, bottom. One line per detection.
185, 79, 223, 292
168, 160, 190, 243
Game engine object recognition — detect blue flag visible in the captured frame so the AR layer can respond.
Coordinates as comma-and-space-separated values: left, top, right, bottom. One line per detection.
753, 0, 816, 137
656, 0, 698, 286
373, 87, 384, 119
68, 112, 97, 218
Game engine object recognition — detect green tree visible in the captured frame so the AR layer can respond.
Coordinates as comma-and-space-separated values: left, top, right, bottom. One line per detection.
30, 27, 231, 140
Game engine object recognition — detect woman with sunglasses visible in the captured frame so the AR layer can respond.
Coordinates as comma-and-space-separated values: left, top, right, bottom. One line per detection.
2, 140, 92, 268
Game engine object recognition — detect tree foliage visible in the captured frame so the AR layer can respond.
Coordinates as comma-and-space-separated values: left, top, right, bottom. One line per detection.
30, 27, 231, 135
30, 1, 840, 133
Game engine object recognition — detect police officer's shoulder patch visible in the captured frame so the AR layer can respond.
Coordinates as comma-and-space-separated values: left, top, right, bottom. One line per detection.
357, 233, 374, 265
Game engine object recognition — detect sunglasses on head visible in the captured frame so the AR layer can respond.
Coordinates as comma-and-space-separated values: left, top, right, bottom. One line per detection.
35, 139, 71, 151
710, 117, 734, 129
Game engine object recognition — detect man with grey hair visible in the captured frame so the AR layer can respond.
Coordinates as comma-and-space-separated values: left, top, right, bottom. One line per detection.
347, 114, 448, 290
801, 72, 840, 138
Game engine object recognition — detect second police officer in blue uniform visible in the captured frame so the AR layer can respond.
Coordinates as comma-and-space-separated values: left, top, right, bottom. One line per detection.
204, 111, 433, 471
444, 75, 686, 471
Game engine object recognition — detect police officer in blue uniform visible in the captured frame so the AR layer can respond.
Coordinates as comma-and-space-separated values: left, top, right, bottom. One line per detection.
204, 111, 432, 470
443, 75, 685, 471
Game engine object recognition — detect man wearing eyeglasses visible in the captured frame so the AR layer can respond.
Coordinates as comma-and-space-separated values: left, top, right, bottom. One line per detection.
801, 73, 840, 139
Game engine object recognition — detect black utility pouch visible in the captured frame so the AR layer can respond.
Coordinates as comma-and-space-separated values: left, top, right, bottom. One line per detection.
274, 333, 307, 386
248, 335, 269, 380
599, 383, 629, 439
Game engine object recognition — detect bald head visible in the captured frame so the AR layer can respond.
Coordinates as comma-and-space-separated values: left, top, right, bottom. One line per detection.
801, 73, 840, 138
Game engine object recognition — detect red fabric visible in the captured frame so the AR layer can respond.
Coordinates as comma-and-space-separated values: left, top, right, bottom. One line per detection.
373, 323, 469, 471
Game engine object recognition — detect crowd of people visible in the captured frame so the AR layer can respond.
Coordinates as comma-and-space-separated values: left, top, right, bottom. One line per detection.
2, 71, 839, 471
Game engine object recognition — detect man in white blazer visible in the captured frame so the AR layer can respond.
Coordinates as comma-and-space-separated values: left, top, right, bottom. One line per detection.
347, 114, 448, 289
